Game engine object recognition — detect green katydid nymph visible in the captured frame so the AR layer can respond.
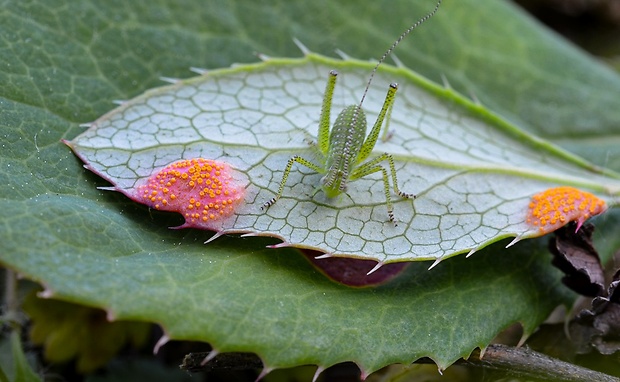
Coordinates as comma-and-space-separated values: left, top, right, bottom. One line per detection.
261, 0, 442, 224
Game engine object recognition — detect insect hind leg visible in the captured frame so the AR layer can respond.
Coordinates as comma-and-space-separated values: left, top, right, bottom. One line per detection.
261, 155, 324, 211
350, 153, 415, 223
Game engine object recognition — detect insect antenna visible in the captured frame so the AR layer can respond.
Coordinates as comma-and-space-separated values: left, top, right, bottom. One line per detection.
358, 0, 442, 108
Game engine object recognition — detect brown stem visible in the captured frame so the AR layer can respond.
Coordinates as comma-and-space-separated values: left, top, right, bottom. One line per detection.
461, 344, 619, 382
181, 352, 263, 372
182, 344, 620, 382
2, 268, 19, 327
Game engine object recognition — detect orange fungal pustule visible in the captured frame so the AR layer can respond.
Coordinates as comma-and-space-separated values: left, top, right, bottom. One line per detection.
135, 158, 245, 231
526, 186, 607, 235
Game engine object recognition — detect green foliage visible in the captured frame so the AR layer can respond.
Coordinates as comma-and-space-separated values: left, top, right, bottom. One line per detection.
0, 331, 41, 382
1, 0, 619, 377
22, 292, 150, 372
0, 198, 575, 373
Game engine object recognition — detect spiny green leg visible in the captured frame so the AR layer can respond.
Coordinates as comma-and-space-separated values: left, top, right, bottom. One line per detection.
302, 135, 327, 164
352, 164, 397, 223
356, 83, 398, 163
317, 70, 338, 156
380, 94, 395, 142
351, 153, 415, 223
261, 155, 325, 210
352, 152, 415, 198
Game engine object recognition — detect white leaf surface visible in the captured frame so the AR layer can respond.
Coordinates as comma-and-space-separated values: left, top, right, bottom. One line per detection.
67, 53, 620, 263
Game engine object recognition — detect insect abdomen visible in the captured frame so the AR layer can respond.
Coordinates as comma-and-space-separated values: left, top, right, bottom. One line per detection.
322, 105, 367, 197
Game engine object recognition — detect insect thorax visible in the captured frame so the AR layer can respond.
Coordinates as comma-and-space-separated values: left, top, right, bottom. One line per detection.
321, 105, 368, 198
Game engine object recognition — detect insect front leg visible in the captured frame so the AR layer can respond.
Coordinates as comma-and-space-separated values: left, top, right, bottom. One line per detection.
380, 95, 395, 143
317, 70, 338, 156
261, 155, 324, 211
356, 83, 398, 164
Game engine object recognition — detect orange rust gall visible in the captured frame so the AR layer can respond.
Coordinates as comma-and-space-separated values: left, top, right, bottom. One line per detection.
135, 158, 245, 231
526, 186, 607, 234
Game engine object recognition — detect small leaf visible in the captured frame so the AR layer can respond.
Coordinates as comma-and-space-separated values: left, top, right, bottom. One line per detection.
7, 330, 41, 382
302, 250, 409, 287
23, 292, 150, 373
67, 54, 620, 263
548, 223, 605, 297
571, 270, 620, 355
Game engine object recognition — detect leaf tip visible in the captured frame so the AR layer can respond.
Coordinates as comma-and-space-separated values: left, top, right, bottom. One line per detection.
204, 231, 225, 244
159, 76, 180, 84
391, 53, 405, 68
189, 67, 208, 75
292, 37, 311, 56
468, 89, 481, 106
335, 48, 351, 61
314, 253, 332, 260
366, 261, 384, 275
61, 138, 74, 150
37, 287, 54, 299
428, 257, 443, 270
97, 186, 117, 192
266, 241, 294, 249
505, 235, 522, 248
153, 334, 170, 355
440, 73, 452, 90
105, 308, 117, 321
200, 350, 219, 366
312, 366, 325, 382
255, 366, 273, 381
465, 248, 477, 258
256, 52, 271, 62
517, 332, 529, 348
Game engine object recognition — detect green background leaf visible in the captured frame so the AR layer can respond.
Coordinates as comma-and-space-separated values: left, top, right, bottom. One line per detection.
1, 194, 573, 373
1, 0, 619, 375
